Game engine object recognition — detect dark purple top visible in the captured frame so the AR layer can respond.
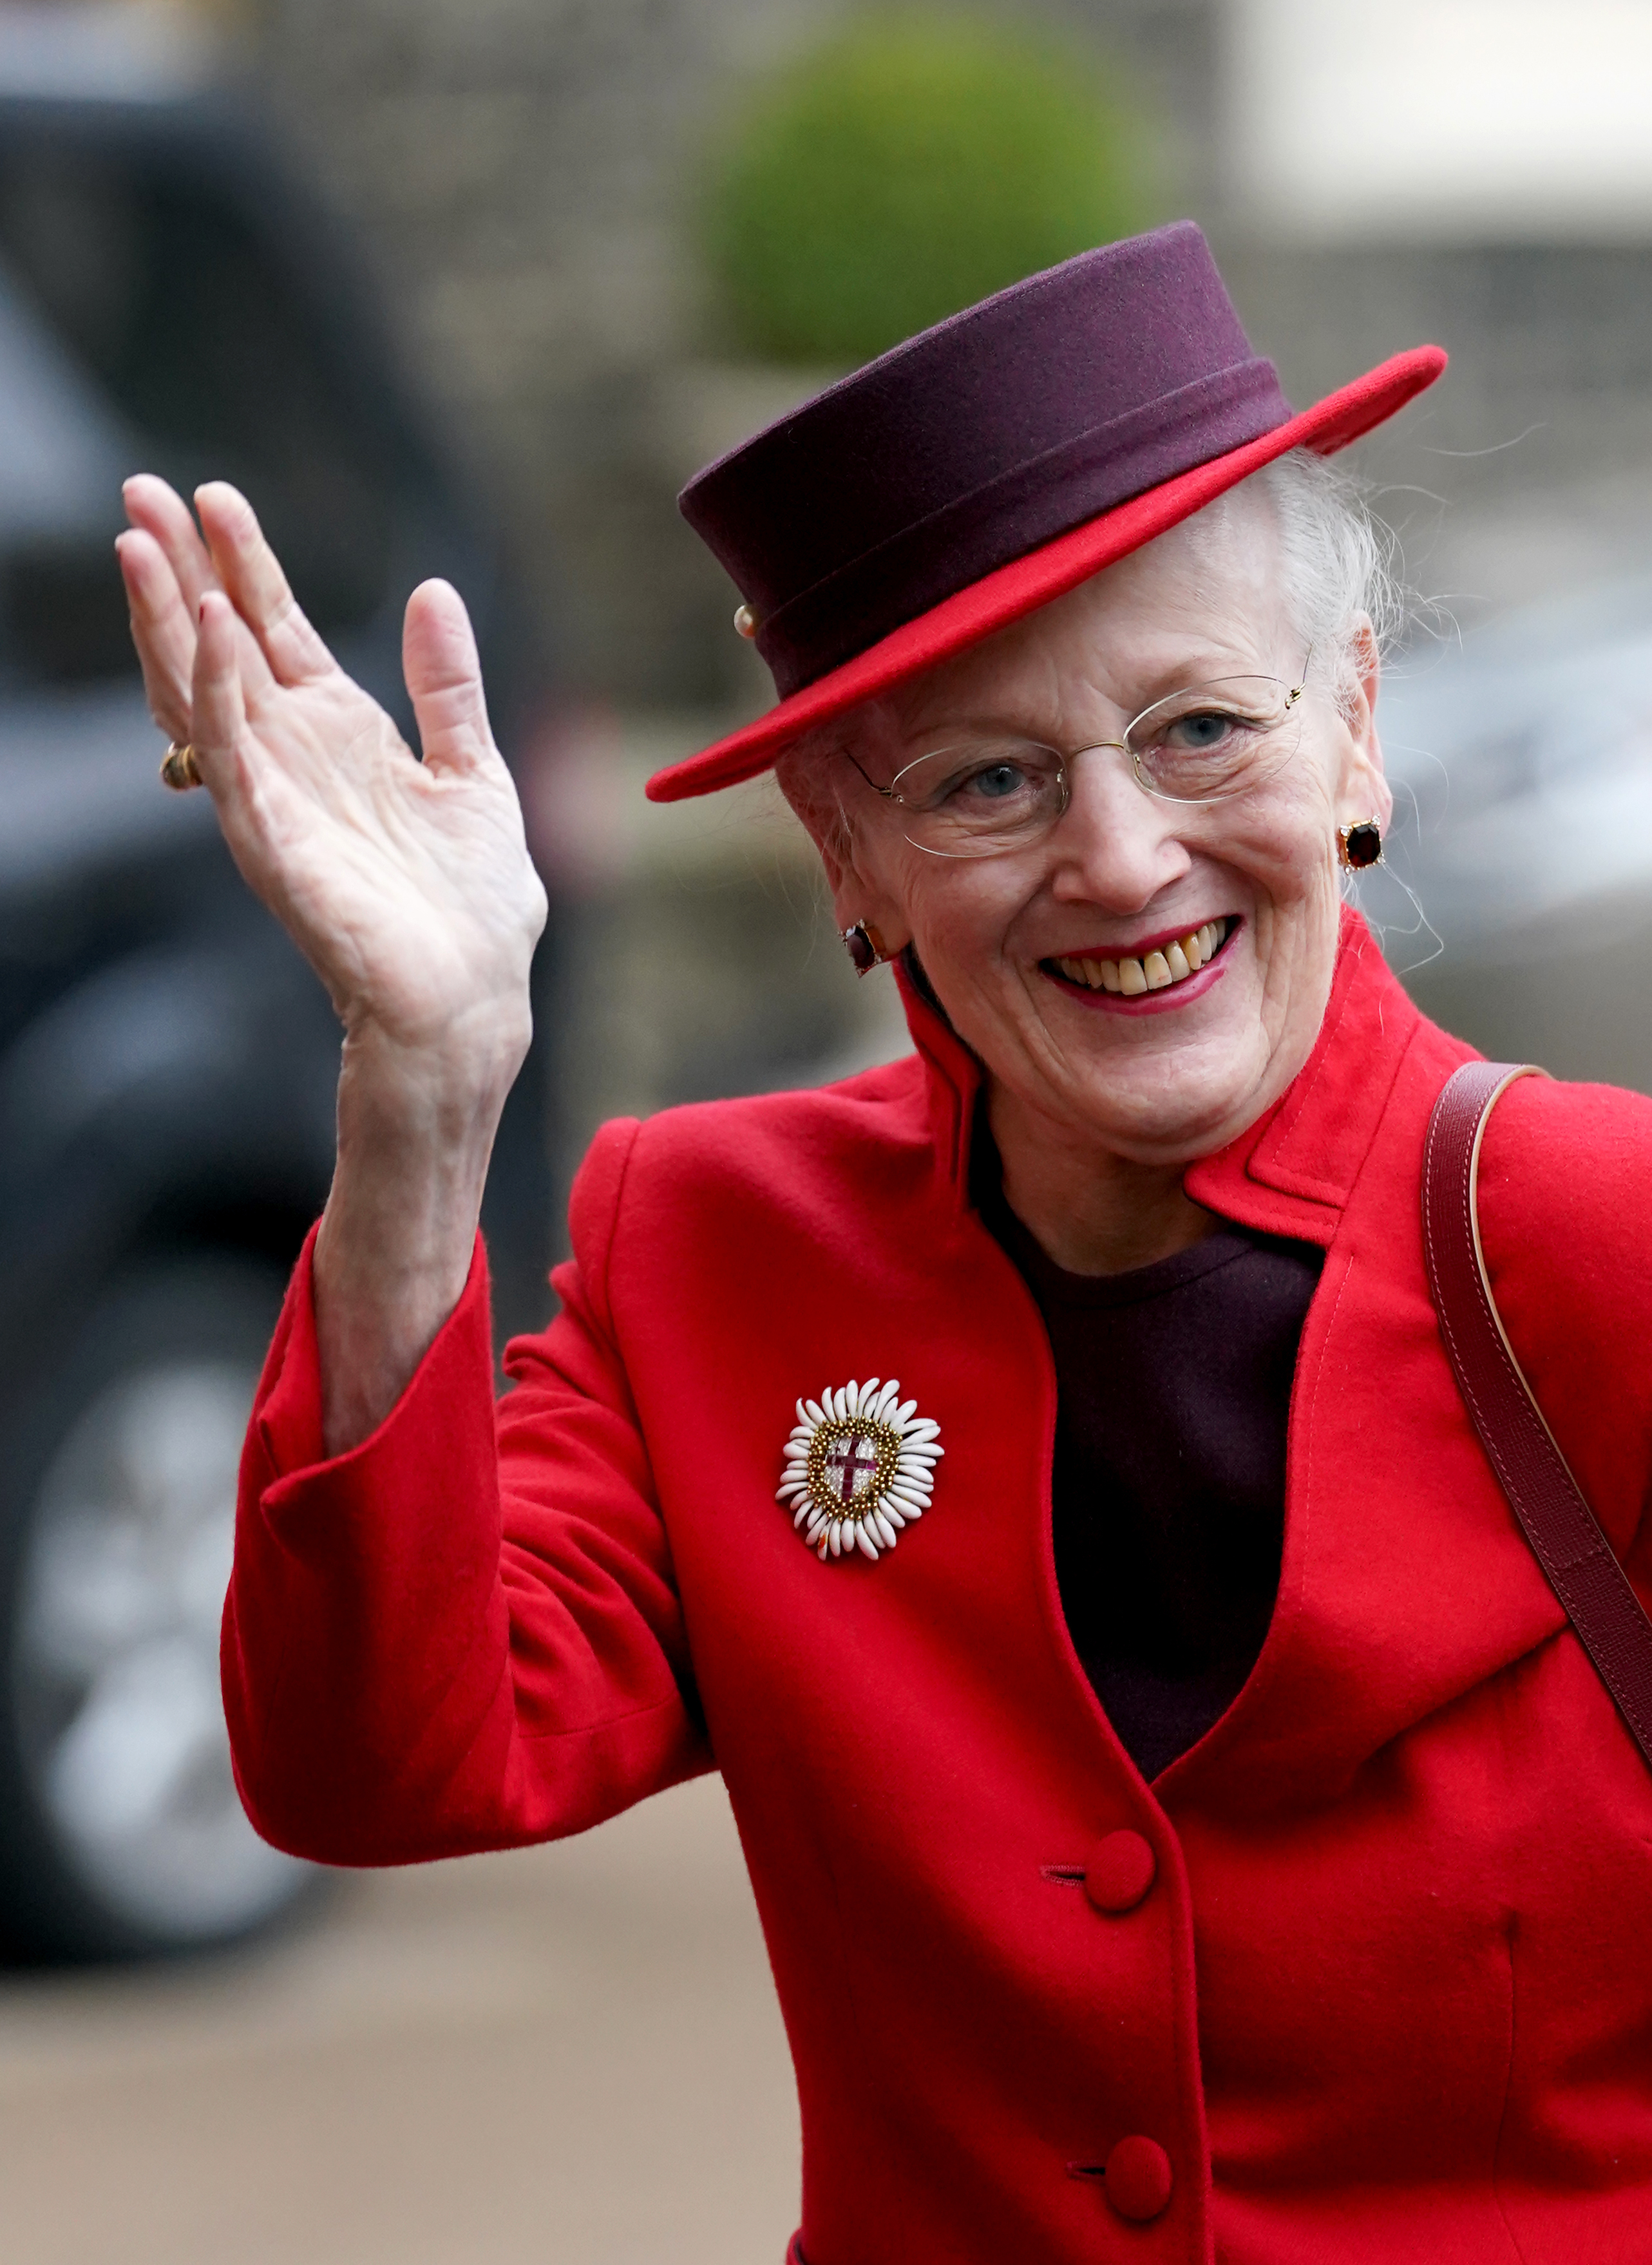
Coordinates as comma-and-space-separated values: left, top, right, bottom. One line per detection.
977, 1153, 1322, 1781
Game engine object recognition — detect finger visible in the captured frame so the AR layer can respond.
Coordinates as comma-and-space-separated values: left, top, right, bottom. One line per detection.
117, 527, 197, 739
403, 580, 497, 775
124, 473, 218, 611
195, 480, 336, 689
190, 591, 251, 800
126, 472, 276, 704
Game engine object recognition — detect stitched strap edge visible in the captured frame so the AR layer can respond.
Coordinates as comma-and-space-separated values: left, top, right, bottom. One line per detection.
1423, 1061, 1652, 1768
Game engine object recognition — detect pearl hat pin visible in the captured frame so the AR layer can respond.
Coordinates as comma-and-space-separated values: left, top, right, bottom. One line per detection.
778, 1380, 942, 1562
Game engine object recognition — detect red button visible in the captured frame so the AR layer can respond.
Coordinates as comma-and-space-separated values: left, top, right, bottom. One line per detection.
1106, 2135, 1173, 2222
1083, 1830, 1157, 1914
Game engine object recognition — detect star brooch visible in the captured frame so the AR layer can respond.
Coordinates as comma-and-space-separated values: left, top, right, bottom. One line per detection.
777, 1379, 942, 1562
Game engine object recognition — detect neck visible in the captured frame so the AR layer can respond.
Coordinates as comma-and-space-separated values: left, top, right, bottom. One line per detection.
985, 1081, 1217, 1276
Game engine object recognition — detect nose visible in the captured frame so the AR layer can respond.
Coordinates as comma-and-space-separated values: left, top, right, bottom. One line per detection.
1045, 743, 1193, 910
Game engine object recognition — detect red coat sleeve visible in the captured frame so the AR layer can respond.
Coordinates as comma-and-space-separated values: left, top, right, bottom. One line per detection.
221, 1116, 712, 1866
1475, 1074, 1652, 1615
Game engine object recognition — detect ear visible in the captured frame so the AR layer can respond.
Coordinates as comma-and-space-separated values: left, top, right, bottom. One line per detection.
823, 858, 911, 956
1331, 618, 1394, 837
778, 753, 913, 952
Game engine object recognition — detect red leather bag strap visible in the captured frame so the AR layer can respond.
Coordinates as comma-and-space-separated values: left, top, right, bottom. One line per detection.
1423, 1059, 1652, 1770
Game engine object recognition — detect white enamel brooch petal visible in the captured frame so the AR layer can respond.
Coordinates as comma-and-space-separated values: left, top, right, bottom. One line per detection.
776, 1379, 942, 1562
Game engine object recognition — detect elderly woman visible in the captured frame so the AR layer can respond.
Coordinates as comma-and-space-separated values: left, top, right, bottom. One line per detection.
118, 225, 1651, 2260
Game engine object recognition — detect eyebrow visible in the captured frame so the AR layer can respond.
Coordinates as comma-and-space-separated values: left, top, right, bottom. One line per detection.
893, 647, 1276, 748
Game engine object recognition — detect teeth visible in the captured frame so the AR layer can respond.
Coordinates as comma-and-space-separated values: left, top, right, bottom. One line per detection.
1054, 917, 1230, 998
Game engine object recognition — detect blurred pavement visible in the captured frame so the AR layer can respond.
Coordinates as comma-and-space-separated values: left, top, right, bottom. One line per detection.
0, 1776, 800, 2265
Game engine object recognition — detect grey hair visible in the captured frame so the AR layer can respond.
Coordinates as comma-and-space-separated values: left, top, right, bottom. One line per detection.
1251, 446, 1406, 716
774, 445, 1405, 835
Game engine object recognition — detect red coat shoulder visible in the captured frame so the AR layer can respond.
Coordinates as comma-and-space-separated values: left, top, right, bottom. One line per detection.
1476, 1074, 1652, 1564
602, 1052, 932, 1222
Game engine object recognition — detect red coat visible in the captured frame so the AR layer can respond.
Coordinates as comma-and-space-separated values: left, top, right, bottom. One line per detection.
225, 909, 1652, 2263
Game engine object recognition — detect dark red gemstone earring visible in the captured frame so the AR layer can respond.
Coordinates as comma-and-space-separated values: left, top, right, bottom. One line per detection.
1338, 820, 1383, 871
841, 920, 891, 975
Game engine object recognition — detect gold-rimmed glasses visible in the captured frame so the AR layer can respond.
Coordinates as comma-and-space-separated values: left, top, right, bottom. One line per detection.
842, 668, 1311, 860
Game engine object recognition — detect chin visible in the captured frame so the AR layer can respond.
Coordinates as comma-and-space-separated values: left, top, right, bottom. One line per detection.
1045, 1012, 1286, 1162
1079, 1075, 1256, 1162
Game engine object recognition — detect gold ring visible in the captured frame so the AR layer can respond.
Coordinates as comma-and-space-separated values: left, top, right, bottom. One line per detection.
160, 741, 202, 792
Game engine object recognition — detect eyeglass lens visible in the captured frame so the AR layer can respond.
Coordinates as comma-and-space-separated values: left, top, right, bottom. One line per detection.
886, 676, 1302, 858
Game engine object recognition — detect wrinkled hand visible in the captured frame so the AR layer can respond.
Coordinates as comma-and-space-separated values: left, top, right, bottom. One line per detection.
118, 477, 547, 1088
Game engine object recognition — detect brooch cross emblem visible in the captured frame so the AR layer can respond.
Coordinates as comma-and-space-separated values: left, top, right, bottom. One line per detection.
777, 1379, 942, 1562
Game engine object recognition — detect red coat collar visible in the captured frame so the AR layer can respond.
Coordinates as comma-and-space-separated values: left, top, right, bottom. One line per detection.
897, 906, 1421, 1244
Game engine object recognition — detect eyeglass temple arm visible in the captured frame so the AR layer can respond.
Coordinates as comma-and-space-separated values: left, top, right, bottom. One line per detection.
839, 746, 902, 805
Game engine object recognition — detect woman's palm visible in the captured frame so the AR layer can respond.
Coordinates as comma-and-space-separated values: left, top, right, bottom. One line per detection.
118, 477, 546, 1054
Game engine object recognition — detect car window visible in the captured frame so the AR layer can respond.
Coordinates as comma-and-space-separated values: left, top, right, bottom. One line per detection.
0, 130, 406, 682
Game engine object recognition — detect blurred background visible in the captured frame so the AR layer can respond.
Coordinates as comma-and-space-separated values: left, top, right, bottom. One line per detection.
2, 0, 1651, 2257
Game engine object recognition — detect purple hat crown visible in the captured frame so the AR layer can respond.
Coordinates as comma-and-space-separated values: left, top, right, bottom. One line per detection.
680, 222, 1293, 701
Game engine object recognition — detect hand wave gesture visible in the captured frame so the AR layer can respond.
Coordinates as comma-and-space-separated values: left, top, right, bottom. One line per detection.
117, 477, 547, 1081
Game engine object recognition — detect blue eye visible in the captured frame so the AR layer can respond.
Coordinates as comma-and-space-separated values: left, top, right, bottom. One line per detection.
969, 763, 1029, 801
1166, 710, 1234, 750
890, 739, 1064, 831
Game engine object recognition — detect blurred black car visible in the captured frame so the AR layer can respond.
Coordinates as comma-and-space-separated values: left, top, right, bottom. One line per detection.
0, 21, 555, 1960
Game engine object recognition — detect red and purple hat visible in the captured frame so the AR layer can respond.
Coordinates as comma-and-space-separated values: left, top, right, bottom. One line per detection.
645, 221, 1444, 804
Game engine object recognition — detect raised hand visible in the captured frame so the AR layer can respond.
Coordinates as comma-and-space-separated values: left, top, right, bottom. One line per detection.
119, 477, 550, 1452
119, 477, 547, 1076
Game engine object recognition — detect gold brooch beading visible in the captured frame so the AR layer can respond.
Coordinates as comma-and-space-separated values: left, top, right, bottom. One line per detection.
777, 1378, 942, 1562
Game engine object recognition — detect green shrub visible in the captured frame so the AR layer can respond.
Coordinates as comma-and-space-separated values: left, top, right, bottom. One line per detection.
700, 10, 1164, 367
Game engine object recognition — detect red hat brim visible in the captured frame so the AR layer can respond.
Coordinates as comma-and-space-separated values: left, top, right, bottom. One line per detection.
645, 345, 1445, 804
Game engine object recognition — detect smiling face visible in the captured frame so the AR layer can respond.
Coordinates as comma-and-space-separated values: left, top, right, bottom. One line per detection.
791, 482, 1392, 1173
